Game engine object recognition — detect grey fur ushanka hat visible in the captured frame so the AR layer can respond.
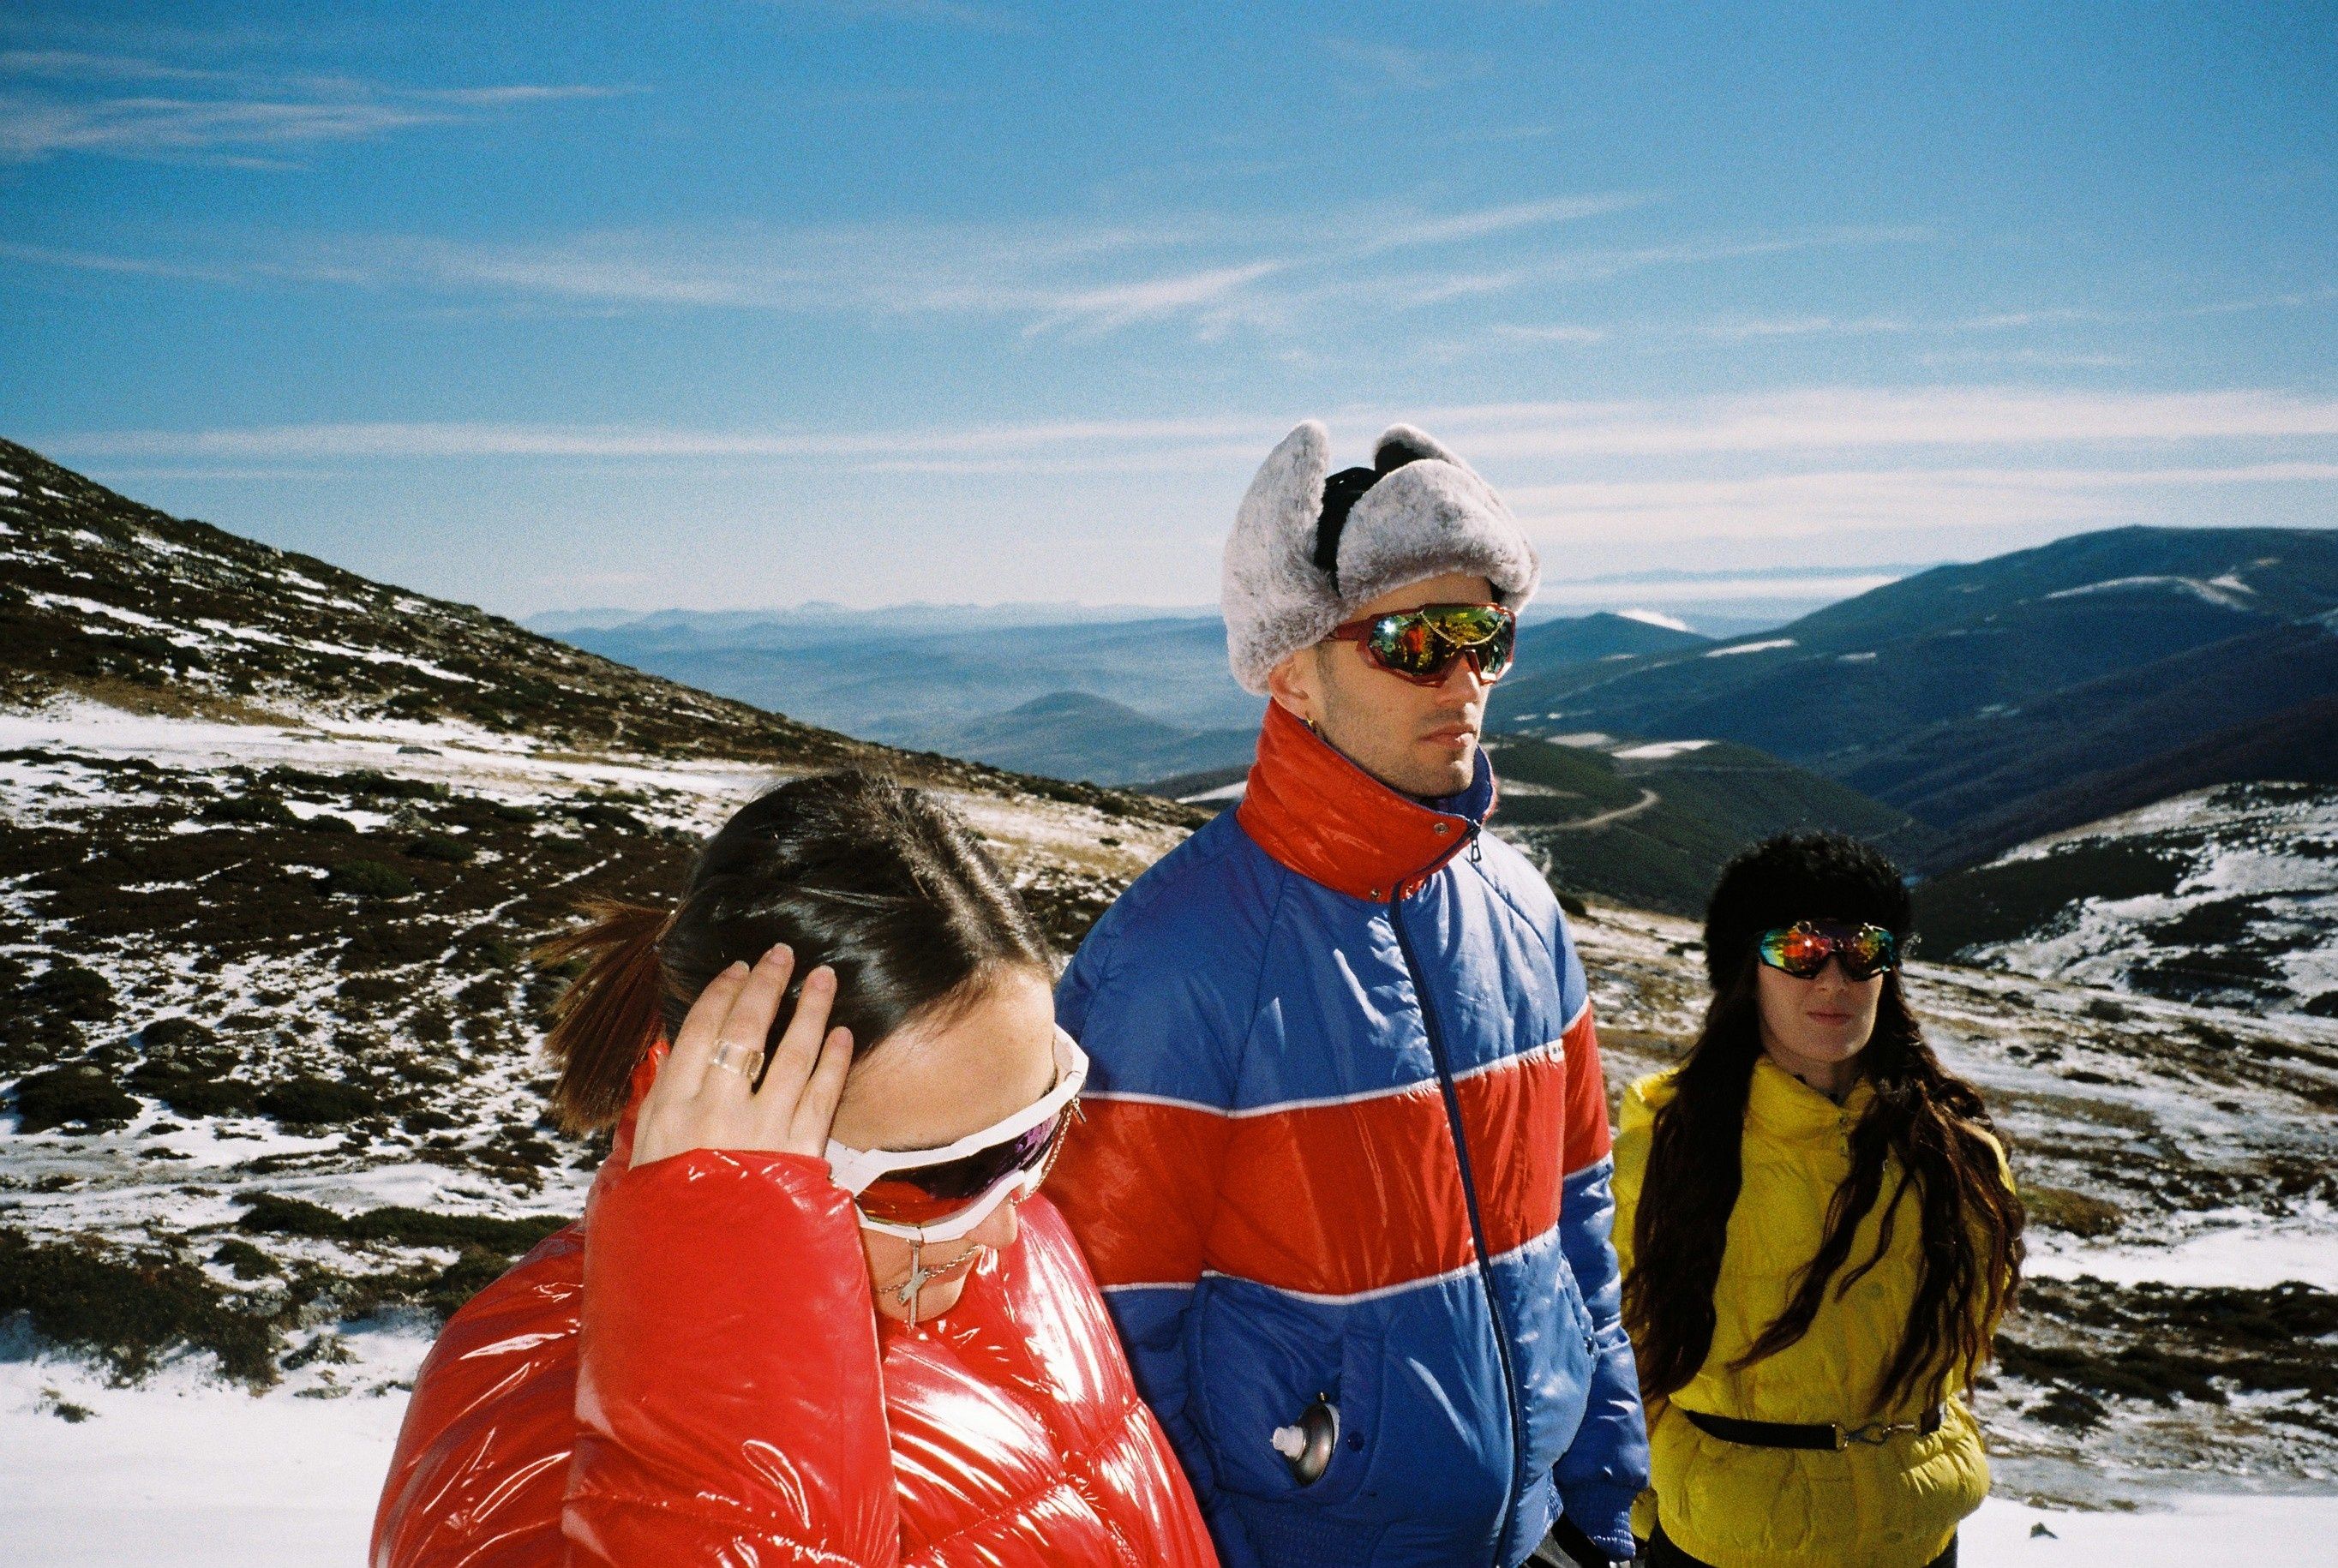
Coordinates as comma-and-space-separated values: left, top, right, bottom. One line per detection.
1221, 421, 1541, 694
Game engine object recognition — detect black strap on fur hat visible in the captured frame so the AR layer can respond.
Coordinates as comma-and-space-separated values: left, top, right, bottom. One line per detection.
1311, 442, 1436, 591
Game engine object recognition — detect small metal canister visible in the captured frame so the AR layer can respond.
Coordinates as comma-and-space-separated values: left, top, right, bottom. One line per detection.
1268, 1396, 1340, 1486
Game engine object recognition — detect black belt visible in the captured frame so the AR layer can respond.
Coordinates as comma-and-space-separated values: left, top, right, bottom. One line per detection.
1681, 1404, 1943, 1451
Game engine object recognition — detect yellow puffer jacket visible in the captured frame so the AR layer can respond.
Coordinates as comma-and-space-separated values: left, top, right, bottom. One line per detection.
1613, 1060, 1998, 1568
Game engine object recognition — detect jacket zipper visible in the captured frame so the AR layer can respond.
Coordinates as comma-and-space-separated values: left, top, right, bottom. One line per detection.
1389, 843, 1525, 1568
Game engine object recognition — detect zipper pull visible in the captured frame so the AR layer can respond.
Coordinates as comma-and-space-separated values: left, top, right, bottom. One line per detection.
1467, 826, 1484, 865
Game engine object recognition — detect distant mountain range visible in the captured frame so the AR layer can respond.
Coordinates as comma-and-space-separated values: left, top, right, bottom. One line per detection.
543, 606, 1262, 745
536, 524, 2338, 892
1489, 525, 2338, 868
902, 691, 1259, 785
536, 605, 1717, 786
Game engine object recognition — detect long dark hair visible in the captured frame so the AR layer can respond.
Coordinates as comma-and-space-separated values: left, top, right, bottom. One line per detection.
534, 769, 1054, 1133
1622, 833, 2024, 1415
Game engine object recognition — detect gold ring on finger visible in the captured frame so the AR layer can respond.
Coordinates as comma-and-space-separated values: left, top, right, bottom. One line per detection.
709, 1042, 759, 1077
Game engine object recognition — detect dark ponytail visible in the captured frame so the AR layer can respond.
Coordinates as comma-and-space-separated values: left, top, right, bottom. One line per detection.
536, 769, 1054, 1134
537, 900, 672, 1131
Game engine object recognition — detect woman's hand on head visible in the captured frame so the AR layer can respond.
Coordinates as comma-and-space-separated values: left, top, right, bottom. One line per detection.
630, 944, 854, 1168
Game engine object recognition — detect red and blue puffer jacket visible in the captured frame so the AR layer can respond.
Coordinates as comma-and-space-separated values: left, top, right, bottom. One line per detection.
1046, 703, 1649, 1568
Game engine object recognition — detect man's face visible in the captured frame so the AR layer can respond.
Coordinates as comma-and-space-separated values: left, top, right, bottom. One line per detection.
1266, 572, 1502, 798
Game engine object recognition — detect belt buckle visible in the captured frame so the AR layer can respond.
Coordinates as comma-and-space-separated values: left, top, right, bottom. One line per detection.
1843, 1420, 1909, 1446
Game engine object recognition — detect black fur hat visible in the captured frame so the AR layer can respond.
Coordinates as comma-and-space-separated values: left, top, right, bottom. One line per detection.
1701, 832, 1913, 989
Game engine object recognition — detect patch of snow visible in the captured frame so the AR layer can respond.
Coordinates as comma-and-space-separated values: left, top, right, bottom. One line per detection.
1704, 637, 1796, 657
2026, 1206, 2338, 1291
1967, 1492, 2338, 1565
291, 637, 481, 685
1545, 732, 1614, 749
187, 621, 480, 685
282, 799, 397, 832
1839, 650, 1879, 662
1973, 785, 2338, 1015
1180, 780, 1249, 804
2044, 575, 2259, 612
194, 619, 292, 646
1613, 739, 1718, 760
1616, 607, 1693, 632
2207, 572, 2255, 594
0, 1334, 423, 1568
25, 590, 176, 632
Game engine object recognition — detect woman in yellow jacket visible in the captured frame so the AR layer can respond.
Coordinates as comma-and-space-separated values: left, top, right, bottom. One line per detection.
1614, 833, 2023, 1568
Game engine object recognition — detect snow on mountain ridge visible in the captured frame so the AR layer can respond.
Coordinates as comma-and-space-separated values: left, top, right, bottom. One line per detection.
2043, 573, 2263, 612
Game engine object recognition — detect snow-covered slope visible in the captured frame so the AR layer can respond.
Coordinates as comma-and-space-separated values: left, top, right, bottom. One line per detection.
0, 439, 1189, 1446
3, 443, 2335, 1562
1916, 782, 2338, 1017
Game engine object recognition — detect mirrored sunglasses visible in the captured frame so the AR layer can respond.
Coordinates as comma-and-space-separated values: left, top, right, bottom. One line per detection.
1754, 920, 1901, 981
1327, 602, 1517, 685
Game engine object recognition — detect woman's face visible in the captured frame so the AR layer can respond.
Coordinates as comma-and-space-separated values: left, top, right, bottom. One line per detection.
830, 965, 1058, 1326
1753, 924, 1885, 1084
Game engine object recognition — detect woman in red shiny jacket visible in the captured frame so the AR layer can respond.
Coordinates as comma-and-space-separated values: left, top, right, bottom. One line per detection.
371, 770, 1219, 1568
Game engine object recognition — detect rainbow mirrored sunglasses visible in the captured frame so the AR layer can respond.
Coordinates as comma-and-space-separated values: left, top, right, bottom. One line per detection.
1325, 602, 1517, 685
824, 1028, 1087, 1243
1755, 920, 1902, 981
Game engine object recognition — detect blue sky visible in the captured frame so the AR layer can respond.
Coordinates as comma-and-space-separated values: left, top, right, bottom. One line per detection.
3, 1, 2334, 616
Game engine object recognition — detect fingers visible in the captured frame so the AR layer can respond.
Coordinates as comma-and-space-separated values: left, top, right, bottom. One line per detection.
761, 962, 836, 1093
785, 1026, 854, 1157
706, 944, 799, 1094
659, 956, 754, 1101
632, 945, 856, 1168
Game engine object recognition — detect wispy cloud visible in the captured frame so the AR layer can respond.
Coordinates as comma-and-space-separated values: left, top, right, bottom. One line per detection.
47, 413, 1280, 465
1, 195, 1697, 335
0, 46, 628, 164
1493, 323, 1610, 344
0, 48, 231, 84
1469, 288, 2338, 360
1916, 348, 2137, 369
1357, 194, 1650, 254
768, 0, 1033, 33
1504, 461, 2338, 542
51, 388, 2338, 470
50, 390, 2338, 580
1322, 38, 1491, 93
1418, 386, 2338, 458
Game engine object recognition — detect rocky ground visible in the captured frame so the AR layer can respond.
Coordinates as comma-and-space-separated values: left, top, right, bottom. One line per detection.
0, 699, 1178, 1403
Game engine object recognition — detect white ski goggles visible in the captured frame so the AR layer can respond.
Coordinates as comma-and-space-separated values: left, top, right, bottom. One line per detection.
824, 1027, 1087, 1242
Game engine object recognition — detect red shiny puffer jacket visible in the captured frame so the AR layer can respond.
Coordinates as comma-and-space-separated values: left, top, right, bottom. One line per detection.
371, 1062, 1219, 1568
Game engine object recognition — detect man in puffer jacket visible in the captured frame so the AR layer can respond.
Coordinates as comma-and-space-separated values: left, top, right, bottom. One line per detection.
1046, 422, 1650, 1568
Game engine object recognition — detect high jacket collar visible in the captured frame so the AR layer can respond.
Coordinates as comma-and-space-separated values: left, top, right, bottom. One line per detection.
1746, 1054, 1875, 1142
1236, 701, 1497, 903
